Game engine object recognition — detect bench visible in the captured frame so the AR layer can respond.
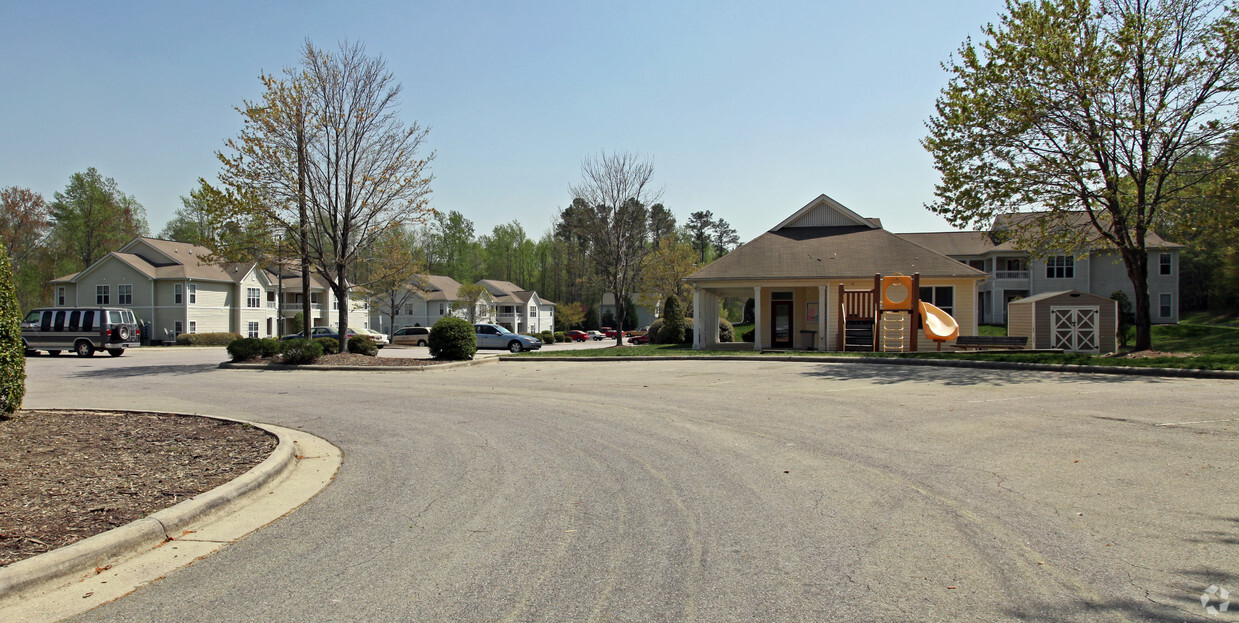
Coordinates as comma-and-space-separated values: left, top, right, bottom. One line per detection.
954, 336, 1029, 350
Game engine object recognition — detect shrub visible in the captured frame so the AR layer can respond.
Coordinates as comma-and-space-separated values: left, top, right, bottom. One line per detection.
288, 312, 304, 334
554, 331, 566, 343
541, 330, 554, 343
659, 296, 686, 344
314, 337, 340, 355
742, 328, 756, 342
718, 319, 734, 343
280, 338, 323, 365
226, 338, 264, 362
0, 245, 23, 417
429, 317, 476, 360
258, 338, 283, 357
648, 318, 666, 344
177, 332, 243, 346
348, 334, 378, 356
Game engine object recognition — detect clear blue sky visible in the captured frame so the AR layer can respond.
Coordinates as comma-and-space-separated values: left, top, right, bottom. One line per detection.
1, 0, 1005, 244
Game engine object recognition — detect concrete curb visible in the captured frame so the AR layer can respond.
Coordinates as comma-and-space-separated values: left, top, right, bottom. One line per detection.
218, 356, 497, 372
499, 354, 1239, 380
0, 411, 298, 600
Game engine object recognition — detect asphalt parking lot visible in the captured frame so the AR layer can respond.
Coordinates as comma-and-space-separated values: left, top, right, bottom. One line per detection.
20, 347, 1239, 622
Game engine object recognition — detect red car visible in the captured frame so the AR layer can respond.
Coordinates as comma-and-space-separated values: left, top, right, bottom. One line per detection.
602, 327, 618, 338
564, 330, 589, 342
628, 333, 651, 345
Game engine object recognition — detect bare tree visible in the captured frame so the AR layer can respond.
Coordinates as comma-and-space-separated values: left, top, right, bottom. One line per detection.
220, 40, 435, 349
569, 151, 661, 346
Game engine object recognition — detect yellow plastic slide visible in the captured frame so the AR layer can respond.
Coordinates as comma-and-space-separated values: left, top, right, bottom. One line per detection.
919, 300, 959, 348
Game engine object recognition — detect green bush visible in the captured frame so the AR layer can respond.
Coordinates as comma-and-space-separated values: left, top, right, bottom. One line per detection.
541, 330, 554, 343
659, 296, 686, 344
0, 246, 23, 417
280, 338, 323, 365
288, 312, 304, 335
348, 334, 378, 356
554, 331, 566, 343
719, 319, 734, 343
177, 332, 243, 346
429, 317, 476, 360
226, 338, 264, 361
742, 328, 756, 342
648, 317, 666, 344
259, 338, 283, 357
314, 337, 340, 355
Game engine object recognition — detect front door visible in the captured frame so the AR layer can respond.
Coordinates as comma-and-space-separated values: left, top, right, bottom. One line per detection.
771, 301, 793, 348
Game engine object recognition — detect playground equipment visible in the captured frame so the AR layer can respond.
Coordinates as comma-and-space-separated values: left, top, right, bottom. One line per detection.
919, 300, 960, 351
835, 273, 962, 352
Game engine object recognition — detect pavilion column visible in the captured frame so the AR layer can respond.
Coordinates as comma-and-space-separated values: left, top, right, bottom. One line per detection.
693, 288, 702, 349
752, 286, 763, 351
818, 285, 828, 351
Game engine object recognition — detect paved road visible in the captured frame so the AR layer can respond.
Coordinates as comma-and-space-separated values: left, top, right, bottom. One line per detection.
22, 347, 1239, 622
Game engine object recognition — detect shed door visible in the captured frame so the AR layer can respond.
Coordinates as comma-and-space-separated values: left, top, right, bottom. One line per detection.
1050, 306, 1099, 353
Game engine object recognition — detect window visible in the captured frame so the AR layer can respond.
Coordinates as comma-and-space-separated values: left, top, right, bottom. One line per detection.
174, 321, 183, 336
82, 311, 95, 331
56, 286, 65, 306
96, 285, 110, 305
1160, 253, 1172, 276
771, 292, 794, 300
1046, 255, 1074, 279
118, 284, 132, 305
189, 321, 197, 334
247, 321, 259, 338
53, 311, 66, 331
919, 286, 955, 316
247, 287, 261, 308
188, 284, 196, 304
1160, 293, 1172, 318
968, 259, 985, 271
174, 284, 183, 304
439, 303, 445, 316
68, 311, 80, 331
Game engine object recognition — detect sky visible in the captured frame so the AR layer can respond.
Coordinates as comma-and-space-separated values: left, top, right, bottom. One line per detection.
1, 0, 1007, 244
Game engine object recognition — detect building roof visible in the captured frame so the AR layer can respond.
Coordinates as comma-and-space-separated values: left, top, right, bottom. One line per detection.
687, 226, 986, 282
52, 237, 261, 285
992, 211, 1183, 249
477, 279, 554, 306
1008, 289, 1114, 304
418, 275, 464, 301
896, 232, 1018, 256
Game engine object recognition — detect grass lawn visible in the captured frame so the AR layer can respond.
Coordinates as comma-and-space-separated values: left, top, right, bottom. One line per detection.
521, 316, 1239, 371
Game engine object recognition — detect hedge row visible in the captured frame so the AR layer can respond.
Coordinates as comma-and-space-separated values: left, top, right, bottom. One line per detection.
177, 332, 243, 346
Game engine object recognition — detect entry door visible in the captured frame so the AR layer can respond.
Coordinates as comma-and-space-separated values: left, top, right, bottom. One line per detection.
771, 301, 793, 348
1051, 306, 1099, 353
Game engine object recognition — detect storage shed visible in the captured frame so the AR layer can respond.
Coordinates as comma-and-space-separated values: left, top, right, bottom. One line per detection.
1007, 290, 1118, 353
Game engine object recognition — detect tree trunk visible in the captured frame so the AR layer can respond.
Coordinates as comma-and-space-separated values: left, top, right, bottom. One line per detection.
336, 261, 349, 353
1121, 248, 1153, 351
298, 119, 311, 341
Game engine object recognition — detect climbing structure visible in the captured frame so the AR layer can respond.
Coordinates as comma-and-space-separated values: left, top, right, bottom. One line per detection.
835, 273, 921, 352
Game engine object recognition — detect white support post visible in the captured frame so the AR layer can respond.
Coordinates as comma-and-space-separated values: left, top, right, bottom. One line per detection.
692, 289, 702, 349
818, 285, 827, 351
752, 286, 763, 351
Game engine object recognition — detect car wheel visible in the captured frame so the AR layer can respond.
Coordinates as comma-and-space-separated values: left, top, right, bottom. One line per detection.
76, 341, 95, 357
107, 349, 124, 357
47, 350, 62, 356
417, 339, 427, 347
508, 340, 523, 353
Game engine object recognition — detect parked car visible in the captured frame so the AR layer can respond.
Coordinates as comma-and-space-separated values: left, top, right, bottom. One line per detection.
358, 327, 388, 348
602, 327, 618, 338
564, 330, 589, 342
21, 306, 141, 357
474, 323, 542, 353
391, 326, 430, 346
628, 333, 651, 345
280, 326, 363, 342
586, 330, 605, 341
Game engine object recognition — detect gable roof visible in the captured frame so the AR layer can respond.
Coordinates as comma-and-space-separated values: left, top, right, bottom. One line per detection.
56, 237, 260, 285
687, 226, 985, 282
418, 275, 464, 301
896, 232, 1018, 256
992, 211, 1183, 249
771, 194, 879, 231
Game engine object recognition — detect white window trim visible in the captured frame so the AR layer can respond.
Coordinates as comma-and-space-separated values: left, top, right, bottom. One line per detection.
96, 285, 110, 305
1159, 293, 1173, 318
188, 284, 197, 304
174, 283, 183, 305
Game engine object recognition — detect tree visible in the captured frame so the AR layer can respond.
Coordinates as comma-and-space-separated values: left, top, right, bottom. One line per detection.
712, 218, 740, 257
649, 204, 676, 241
47, 168, 149, 274
924, 0, 1239, 351
220, 40, 435, 351
569, 151, 661, 346
659, 295, 686, 344
556, 301, 586, 330
0, 242, 24, 417
1, 187, 53, 310
364, 225, 424, 336
638, 235, 698, 314
686, 210, 715, 263
425, 210, 480, 283
451, 282, 493, 323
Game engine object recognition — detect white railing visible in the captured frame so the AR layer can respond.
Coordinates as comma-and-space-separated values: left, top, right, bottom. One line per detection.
995, 271, 1029, 279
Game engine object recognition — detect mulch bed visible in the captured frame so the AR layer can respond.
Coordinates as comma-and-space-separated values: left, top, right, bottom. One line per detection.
237, 353, 456, 367
0, 410, 276, 567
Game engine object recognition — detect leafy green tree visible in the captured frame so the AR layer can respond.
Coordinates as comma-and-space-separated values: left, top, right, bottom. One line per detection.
923, 0, 1239, 351
555, 301, 586, 330
638, 235, 698, 314
712, 218, 740, 257
687, 210, 714, 263
363, 225, 424, 336
48, 168, 149, 274
601, 308, 616, 329
451, 282, 493, 323
0, 242, 24, 417
424, 210, 482, 283
659, 295, 686, 344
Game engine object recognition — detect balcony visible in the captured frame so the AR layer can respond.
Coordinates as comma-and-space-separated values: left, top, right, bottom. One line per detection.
995, 270, 1029, 279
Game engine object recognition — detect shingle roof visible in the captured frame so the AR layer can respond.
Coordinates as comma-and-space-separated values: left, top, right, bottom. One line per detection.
896, 232, 1018, 256
419, 275, 463, 301
687, 226, 985, 282
993, 212, 1183, 249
